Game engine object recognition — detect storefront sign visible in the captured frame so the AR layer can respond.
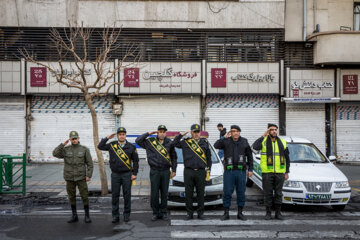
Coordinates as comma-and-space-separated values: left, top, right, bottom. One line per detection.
30, 67, 47, 87
211, 68, 226, 87
124, 68, 139, 87
51, 68, 91, 77
143, 67, 198, 81
291, 81, 334, 90
119, 62, 202, 94
343, 75, 358, 94
231, 73, 275, 82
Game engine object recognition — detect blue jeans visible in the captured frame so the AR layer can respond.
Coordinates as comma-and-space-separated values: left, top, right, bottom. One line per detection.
218, 149, 224, 159
223, 170, 247, 208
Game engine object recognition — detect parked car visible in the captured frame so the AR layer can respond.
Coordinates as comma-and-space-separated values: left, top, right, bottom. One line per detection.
166, 131, 224, 206
248, 136, 351, 211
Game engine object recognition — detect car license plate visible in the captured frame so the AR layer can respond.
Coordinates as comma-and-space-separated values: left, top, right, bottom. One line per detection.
306, 194, 331, 200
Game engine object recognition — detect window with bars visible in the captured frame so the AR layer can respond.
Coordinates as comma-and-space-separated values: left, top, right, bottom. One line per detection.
0, 28, 283, 63
354, 3, 360, 31
206, 31, 283, 62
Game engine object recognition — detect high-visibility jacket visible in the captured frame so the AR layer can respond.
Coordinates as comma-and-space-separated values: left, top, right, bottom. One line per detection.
260, 137, 287, 173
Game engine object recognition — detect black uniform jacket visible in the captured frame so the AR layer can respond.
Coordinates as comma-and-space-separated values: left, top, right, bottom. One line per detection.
98, 138, 139, 175
172, 134, 212, 171
214, 137, 254, 172
136, 132, 177, 172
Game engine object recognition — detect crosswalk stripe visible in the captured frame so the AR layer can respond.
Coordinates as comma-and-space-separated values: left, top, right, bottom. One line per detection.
170, 210, 360, 217
171, 230, 360, 239
170, 219, 360, 226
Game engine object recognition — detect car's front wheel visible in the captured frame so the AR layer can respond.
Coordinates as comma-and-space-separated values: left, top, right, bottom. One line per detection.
331, 205, 346, 211
246, 178, 254, 187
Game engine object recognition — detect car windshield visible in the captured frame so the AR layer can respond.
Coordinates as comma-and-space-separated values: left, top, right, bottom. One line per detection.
288, 143, 327, 163
175, 145, 219, 164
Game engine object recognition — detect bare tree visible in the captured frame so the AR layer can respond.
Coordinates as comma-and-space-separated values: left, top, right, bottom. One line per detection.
20, 23, 141, 196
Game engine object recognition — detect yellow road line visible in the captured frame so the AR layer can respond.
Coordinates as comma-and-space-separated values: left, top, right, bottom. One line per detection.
352, 187, 360, 192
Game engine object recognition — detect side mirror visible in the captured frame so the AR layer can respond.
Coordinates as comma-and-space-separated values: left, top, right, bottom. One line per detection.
329, 156, 337, 162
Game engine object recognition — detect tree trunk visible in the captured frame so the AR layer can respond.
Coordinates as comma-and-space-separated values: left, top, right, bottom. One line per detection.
84, 94, 109, 196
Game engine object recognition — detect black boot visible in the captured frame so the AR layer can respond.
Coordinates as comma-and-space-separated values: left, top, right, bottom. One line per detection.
237, 207, 247, 221
84, 205, 92, 223
275, 205, 284, 220
221, 208, 230, 221
264, 207, 272, 220
68, 205, 78, 223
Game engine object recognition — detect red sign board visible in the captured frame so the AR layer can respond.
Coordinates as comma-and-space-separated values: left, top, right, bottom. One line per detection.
343, 75, 358, 94
30, 67, 47, 87
293, 89, 299, 97
124, 68, 139, 87
211, 68, 226, 87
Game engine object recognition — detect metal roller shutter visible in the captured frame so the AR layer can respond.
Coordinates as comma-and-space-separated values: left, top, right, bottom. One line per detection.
0, 98, 26, 156
286, 103, 326, 154
336, 103, 360, 162
119, 95, 201, 158
30, 96, 115, 162
205, 94, 279, 147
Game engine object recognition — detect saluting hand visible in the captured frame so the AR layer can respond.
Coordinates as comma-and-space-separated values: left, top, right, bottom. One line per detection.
107, 133, 116, 139
225, 131, 231, 138
63, 138, 70, 145
262, 128, 270, 138
182, 131, 190, 136
148, 131, 158, 135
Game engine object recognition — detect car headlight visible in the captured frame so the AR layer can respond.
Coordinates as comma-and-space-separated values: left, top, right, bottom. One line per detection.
283, 180, 301, 188
211, 176, 223, 185
335, 181, 349, 188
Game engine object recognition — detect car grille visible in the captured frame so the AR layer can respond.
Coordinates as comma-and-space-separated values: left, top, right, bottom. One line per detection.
291, 198, 342, 204
302, 182, 332, 193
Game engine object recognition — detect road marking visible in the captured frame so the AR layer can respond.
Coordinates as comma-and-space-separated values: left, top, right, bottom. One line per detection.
352, 187, 360, 192
171, 219, 360, 226
171, 230, 360, 239
170, 210, 360, 217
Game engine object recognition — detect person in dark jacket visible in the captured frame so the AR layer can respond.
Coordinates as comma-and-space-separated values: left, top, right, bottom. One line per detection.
135, 125, 177, 221
98, 127, 139, 224
214, 125, 253, 221
53, 131, 93, 223
172, 124, 212, 220
252, 123, 290, 220
217, 123, 227, 159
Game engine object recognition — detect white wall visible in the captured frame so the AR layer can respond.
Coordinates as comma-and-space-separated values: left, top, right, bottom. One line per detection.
0, 0, 284, 29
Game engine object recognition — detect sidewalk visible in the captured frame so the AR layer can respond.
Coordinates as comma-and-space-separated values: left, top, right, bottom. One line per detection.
25, 159, 150, 197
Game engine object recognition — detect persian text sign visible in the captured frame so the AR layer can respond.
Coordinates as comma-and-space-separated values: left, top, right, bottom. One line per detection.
30, 67, 47, 87
211, 68, 226, 87
343, 75, 358, 94
124, 68, 140, 87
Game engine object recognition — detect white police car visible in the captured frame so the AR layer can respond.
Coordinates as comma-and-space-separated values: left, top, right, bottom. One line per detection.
167, 131, 224, 206
248, 136, 351, 211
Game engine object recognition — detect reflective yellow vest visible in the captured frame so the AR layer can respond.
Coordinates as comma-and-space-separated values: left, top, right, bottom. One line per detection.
260, 137, 287, 173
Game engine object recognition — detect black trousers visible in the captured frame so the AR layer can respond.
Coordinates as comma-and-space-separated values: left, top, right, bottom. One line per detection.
184, 168, 206, 215
150, 168, 170, 216
262, 173, 285, 207
111, 171, 132, 218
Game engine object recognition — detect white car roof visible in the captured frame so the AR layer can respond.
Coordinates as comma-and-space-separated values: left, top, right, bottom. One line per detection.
279, 136, 313, 144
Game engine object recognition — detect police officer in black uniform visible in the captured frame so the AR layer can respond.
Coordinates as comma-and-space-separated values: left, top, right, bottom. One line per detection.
172, 124, 212, 220
136, 125, 177, 221
214, 125, 253, 221
98, 127, 139, 224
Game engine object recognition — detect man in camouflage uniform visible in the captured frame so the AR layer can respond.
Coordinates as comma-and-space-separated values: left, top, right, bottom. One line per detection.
53, 131, 94, 223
